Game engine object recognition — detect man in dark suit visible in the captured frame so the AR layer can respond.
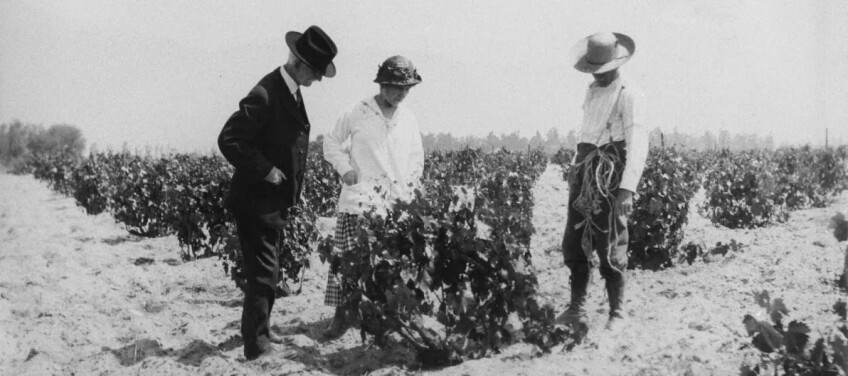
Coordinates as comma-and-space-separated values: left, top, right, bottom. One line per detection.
218, 25, 337, 361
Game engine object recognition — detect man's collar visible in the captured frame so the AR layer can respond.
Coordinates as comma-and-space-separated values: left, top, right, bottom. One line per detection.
279, 66, 299, 96
590, 74, 623, 89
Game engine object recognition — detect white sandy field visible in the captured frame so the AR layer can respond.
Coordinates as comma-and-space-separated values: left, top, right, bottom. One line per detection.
1, 164, 847, 375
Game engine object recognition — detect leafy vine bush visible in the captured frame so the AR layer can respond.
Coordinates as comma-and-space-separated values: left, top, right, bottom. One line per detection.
69, 154, 114, 215
318, 148, 570, 367
302, 138, 341, 217
550, 147, 575, 181
109, 155, 173, 237
628, 147, 700, 269
476, 149, 547, 249
699, 149, 789, 229
28, 152, 80, 196
698, 147, 847, 229
773, 146, 848, 210
741, 291, 848, 376
157, 154, 233, 259
26, 152, 232, 250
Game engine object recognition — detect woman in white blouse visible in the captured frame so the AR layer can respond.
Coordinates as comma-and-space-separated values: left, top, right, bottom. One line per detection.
321, 55, 424, 339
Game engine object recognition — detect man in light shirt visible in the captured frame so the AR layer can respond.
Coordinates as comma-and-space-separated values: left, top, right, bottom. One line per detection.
321, 55, 425, 339
558, 32, 649, 336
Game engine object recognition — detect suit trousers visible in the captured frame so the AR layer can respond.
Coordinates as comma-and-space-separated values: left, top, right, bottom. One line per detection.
232, 207, 286, 359
561, 142, 629, 281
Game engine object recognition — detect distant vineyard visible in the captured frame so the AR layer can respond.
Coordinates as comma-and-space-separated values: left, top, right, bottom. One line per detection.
18, 144, 848, 274
698, 146, 848, 228
14, 142, 848, 364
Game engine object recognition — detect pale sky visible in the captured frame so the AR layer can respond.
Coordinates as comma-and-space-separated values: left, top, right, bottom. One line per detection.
1, 0, 847, 152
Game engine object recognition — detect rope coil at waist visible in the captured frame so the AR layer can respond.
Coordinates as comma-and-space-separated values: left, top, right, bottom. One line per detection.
571, 141, 625, 272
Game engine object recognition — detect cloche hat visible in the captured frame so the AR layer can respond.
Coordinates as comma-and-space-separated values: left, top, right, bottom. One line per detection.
374, 55, 422, 86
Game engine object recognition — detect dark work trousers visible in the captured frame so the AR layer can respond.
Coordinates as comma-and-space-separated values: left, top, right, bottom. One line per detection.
562, 141, 629, 282
232, 207, 286, 359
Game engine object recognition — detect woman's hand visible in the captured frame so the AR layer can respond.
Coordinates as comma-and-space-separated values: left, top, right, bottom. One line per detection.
342, 170, 358, 186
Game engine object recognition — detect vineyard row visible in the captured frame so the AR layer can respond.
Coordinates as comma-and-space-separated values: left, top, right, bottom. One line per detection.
11, 143, 848, 363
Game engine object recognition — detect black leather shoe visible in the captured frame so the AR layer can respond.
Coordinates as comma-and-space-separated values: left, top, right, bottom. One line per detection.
245, 344, 270, 361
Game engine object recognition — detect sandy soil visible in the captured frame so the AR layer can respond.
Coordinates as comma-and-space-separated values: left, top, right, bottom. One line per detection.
1, 164, 847, 376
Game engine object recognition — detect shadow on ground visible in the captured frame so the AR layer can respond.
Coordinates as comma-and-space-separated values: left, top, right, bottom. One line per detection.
279, 317, 417, 375
105, 317, 415, 375
102, 235, 143, 246
106, 336, 243, 367
291, 332, 415, 376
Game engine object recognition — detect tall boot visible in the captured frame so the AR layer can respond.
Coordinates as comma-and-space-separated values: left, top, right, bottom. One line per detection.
558, 263, 590, 339
605, 273, 626, 330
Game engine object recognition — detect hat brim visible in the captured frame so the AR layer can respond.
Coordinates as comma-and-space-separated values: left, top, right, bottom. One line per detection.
373, 78, 422, 86
285, 31, 336, 78
570, 33, 635, 74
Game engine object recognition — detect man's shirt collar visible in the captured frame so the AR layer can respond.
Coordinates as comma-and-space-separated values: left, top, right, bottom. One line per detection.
279, 66, 299, 97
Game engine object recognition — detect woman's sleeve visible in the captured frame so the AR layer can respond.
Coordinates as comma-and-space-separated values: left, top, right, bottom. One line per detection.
323, 108, 355, 177
408, 114, 425, 185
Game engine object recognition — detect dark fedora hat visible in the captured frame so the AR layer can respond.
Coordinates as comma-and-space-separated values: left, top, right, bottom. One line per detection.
285, 25, 338, 78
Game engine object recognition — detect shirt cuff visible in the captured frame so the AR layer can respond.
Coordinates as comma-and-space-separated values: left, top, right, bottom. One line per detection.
619, 174, 639, 193
338, 166, 355, 178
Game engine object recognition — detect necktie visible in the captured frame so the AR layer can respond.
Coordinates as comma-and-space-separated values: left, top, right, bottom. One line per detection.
295, 89, 303, 107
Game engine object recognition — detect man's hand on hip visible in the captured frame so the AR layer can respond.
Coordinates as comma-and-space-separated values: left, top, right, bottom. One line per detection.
264, 167, 287, 185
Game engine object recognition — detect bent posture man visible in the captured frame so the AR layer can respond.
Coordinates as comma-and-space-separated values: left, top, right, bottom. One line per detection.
218, 25, 337, 361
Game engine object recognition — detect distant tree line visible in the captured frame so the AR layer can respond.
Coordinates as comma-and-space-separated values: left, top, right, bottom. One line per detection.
650, 128, 776, 151
0, 120, 791, 169
0, 120, 86, 169
422, 129, 579, 154
421, 127, 780, 153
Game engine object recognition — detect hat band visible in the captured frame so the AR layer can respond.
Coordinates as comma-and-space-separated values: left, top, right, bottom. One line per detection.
296, 37, 332, 71
586, 55, 627, 66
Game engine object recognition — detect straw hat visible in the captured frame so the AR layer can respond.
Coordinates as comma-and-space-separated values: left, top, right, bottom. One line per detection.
571, 32, 635, 74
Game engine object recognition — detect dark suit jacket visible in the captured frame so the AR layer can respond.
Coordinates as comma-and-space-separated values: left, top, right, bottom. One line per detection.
218, 68, 310, 216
